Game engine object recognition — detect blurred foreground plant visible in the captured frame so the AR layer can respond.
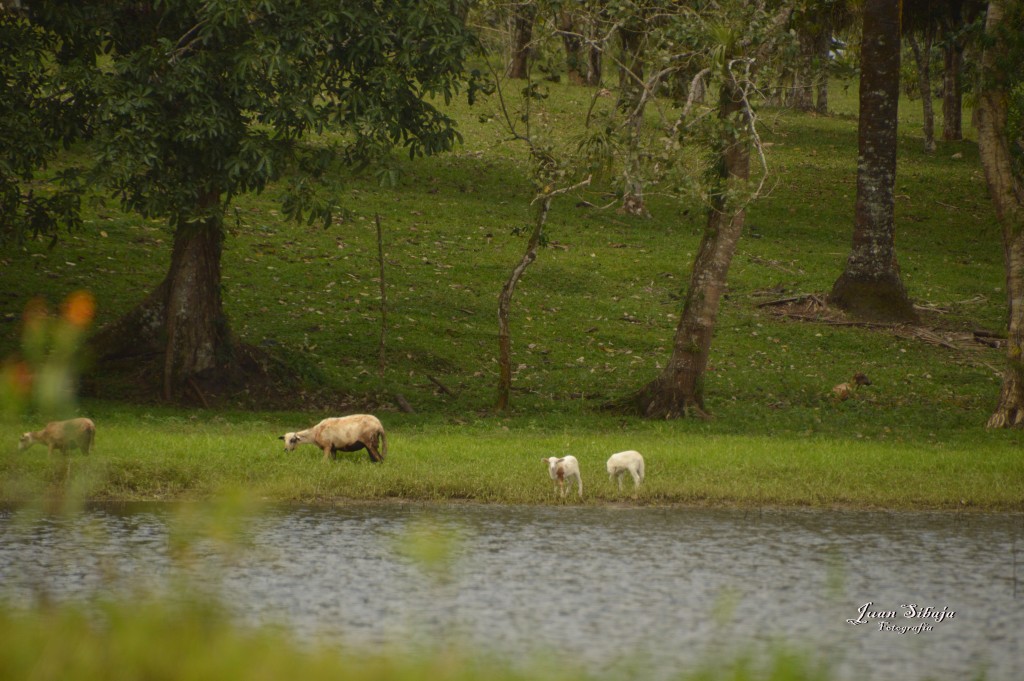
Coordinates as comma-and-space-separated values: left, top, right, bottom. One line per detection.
1, 290, 95, 420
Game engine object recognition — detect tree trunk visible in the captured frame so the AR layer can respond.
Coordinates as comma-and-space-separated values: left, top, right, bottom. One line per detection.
816, 78, 829, 114
974, 0, 1024, 428
789, 31, 817, 112
815, 29, 829, 114
508, 4, 535, 80
942, 39, 963, 141
829, 0, 917, 323
629, 85, 750, 419
557, 11, 587, 85
788, 67, 814, 111
909, 32, 936, 154
496, 196, 551, 411
90, 197, 231, 401
587, 36, 603, 86
617, 25, 648, 217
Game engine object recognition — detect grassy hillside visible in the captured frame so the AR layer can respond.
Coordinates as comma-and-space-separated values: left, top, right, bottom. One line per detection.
2, 77, 1022, 509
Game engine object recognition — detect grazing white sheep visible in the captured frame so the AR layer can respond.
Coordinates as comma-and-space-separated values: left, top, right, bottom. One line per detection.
18, 418, 95, 456
606, 450, 645, 491
280, 414, 387, 463
542, 455, 583, 499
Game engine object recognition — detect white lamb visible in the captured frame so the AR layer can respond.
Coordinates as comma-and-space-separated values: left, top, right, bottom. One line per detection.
606, 450, 645, 491
542, 455, 583, 499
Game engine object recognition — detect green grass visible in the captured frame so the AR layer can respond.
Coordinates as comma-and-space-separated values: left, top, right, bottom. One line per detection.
2, 408, 1022, 509
2, 78, 1023, 511
0, 595, 834, 681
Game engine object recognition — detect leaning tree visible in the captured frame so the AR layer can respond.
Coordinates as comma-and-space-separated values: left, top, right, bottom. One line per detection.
23, 0, 474, 402
974, 0, 1024, 428
627, 1, 792, 418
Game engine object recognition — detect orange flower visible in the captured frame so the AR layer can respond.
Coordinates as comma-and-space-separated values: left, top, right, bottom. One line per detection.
62, 290, 96, 328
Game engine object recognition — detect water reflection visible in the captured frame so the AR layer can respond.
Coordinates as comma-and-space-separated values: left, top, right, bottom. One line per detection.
1, 504, 1021, 680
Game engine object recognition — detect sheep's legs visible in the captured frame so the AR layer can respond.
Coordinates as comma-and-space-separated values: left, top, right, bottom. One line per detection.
364, 442, 380, 462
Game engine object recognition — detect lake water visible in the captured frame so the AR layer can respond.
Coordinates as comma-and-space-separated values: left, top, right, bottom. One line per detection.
1, 503, 1021, 680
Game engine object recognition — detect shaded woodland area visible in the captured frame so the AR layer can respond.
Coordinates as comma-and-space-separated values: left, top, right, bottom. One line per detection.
3, 0, 1024, 429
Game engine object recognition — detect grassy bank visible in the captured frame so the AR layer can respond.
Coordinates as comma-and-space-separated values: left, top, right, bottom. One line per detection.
2, 78, 1023, 511
3, 407, 1022, 510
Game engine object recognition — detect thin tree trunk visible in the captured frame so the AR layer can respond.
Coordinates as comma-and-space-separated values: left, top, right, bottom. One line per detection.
909, 32, 936, 154
617, 25, 648, 217
974, 0, 1024, 428
829, 0, 917, 323
587, 36, 603, 86
789, 31, 816, 112
376, 214, 387, 380
942, 39, 964, 141
629, 84, 750, 419
815, 30, 830, 114
508, 3, 535, 80
816, 78, 829, 114
496, 196, 551, 411
557, 11, 586, 85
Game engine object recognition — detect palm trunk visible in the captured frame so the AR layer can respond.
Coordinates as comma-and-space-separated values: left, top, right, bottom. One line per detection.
909, 32, 936, 154
829, 0, 917, 323
942, 39, 964, 142
974, 0, 1024, 428
629, 84, 749, 419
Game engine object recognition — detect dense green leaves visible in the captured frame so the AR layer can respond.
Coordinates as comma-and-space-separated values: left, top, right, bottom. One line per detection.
0, 11, 87, 244
3, 0, 474, 233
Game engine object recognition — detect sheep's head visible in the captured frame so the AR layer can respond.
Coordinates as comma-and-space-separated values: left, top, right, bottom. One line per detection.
853, 372, 872, 387
279, 432, 301, 451
17, 433, 33, 451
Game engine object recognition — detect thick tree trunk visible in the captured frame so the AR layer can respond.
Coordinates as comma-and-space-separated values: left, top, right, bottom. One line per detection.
909, 32, 936, 154
829, 0, 917, 323
90, 202, 231, 401
942, 39, 964, 141
974, 0, 1024, 428
629, 86, 749, 419
508, 4, 535, 80
557, 11, 587, 85
496, 196, 550, 411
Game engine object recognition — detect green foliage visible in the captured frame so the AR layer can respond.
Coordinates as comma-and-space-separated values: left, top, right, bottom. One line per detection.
0, 11, 88, 244
0, 594, 838, 681
4, 0, 474, 235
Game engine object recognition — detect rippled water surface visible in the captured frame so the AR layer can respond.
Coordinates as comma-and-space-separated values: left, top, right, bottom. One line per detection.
1, 504, 1021, 680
